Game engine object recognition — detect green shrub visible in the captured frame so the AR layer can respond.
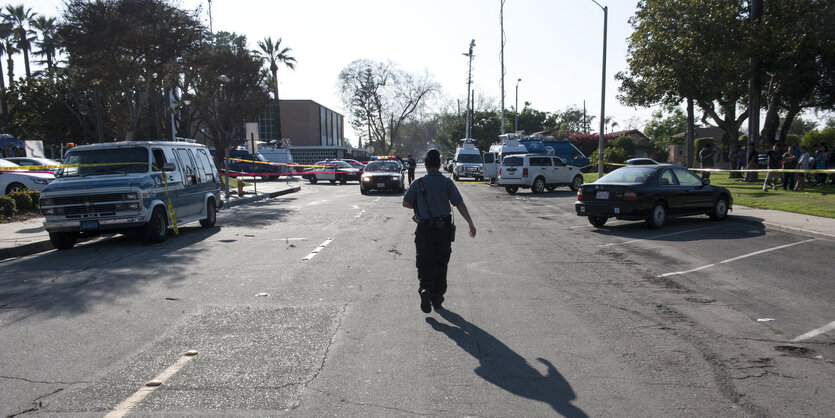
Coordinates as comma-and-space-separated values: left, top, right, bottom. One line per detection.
0, 196, 15, 217
27, 190, 40, 209
801, 127, 835, 150
7, 191, 32, 211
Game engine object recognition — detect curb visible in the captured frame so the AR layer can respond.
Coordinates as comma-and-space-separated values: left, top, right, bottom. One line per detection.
730, 215, 835, 241
0, 186, 302, 261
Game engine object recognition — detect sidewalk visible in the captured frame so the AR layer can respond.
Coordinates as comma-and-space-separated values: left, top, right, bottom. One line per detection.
0, 179, 301, 261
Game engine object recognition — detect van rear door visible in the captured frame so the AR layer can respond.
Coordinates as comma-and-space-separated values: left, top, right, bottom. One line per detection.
483, 152, 497, 179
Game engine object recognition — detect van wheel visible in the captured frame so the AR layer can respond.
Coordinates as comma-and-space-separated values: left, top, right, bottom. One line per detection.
143, 206, 168, 243
532, 177, 545, 193
505, 185, 518, 194
309, 175, 318, 184
200, 198, 217, 227
588, 216, 608, 227
646, 202, 667, 229
49, 232, 78, 250
570, 175, 584, 191
5, 182, 27, 194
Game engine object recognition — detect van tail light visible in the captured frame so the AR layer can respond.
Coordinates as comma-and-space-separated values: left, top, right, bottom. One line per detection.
577, 188, 584, 201
499, 168, 502, 176
623, 190, 638, 201
523, 168, 528, 177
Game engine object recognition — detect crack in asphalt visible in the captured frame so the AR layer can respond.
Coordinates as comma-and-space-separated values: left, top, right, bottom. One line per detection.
0, 375, 88, 385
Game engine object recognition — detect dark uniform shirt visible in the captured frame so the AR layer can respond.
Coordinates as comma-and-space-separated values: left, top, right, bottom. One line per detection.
403, 171, 463, 220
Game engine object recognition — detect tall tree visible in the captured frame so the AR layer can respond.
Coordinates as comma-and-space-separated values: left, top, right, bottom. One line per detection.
32, 15, 60, 78
256, 36, 295, 139
338, 59, 439, 155
1, 24, 16, 86
4, 4, 36, 79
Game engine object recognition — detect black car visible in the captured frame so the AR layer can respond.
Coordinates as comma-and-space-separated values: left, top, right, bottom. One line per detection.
360, 160, 405, 194
212, 148, 286, 180
575, 164, 732, 228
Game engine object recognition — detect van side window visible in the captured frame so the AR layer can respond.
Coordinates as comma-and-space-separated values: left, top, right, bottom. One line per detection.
176, 148, 197, 186
189, 149, 207, 183
197, 149, 216, 182
151, 148, 166, 171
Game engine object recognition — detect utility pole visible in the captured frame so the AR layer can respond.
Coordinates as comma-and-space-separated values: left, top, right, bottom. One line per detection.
500, 0, 506, 134
747, 0, 763, 164
590, 1, 608, 177
463, 39, 475, 140
515, 78, 521, 133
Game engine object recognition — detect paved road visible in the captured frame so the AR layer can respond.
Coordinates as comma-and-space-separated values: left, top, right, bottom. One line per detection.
1, 169, 832, 416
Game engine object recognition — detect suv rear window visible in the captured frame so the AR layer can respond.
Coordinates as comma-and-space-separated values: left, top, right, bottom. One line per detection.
503, 156, 523, 166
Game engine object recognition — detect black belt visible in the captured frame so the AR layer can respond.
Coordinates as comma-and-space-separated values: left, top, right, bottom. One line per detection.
418, 216, 451, 228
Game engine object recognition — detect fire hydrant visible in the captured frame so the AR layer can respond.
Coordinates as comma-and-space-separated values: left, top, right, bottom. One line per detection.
237, 178, 244, 196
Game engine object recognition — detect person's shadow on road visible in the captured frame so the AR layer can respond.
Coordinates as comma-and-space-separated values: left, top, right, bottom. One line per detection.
426, 309, 588, 417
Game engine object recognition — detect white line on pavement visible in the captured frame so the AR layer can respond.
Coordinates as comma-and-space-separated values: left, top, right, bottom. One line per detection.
303, 239, 333, 261
792, 320, 835, 342
105, 351, 197, 418
599, 225, 723, 247
659, 238, 815, 277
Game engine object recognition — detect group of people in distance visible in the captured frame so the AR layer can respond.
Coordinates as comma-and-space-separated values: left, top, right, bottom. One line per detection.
724, 142, 832, 191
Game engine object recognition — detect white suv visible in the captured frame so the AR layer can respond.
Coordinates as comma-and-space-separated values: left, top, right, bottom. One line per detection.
498, 154, 584, 194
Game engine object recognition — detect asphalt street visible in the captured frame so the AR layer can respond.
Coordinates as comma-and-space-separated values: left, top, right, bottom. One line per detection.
0, 168, 832, 417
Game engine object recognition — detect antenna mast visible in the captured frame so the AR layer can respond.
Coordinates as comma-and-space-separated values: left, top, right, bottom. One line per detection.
463, 39, 476, 139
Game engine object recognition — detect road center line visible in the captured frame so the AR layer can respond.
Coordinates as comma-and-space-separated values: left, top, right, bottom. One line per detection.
659, 238, 815, 277
303, 239, 333, 261
105, 351, 197, 418
792, 320, 835, 342
600, 225, 722, 247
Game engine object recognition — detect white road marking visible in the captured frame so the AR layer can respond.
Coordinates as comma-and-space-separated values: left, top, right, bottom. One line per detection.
307, 199, 329, 206
355, 209, 366, 218
303, 239, 333, 261
792, 320, 835, 342
659, 239, 815, 277
105, 351, 197, 418
599, 226, 722, 247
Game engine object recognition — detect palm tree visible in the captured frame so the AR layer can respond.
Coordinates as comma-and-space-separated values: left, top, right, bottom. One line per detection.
257, 36, 296, 139
31, 15, 59, 78
0, 21, 12, 126
4, 4, 37, 79
1, 27, 16, 89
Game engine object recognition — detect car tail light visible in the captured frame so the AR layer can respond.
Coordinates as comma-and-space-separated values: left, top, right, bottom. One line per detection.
577, 188, 584, 201
623, 190, 638, 201
523, 168, 528, 177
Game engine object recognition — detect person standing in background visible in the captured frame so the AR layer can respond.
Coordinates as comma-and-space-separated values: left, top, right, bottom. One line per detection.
698, 143, 715, 179
796, 146, 811, 191
781, 145, 797, 190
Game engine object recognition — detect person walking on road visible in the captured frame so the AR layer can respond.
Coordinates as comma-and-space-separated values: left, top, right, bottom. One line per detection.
407, 154, 416, 185
403, 149, 476, 314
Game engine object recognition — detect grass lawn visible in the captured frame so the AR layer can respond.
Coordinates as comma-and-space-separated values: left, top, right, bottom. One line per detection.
581, 171, 835, 219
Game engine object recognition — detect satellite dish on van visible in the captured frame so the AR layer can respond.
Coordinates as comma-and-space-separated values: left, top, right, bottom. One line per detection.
365, 146, 374, 154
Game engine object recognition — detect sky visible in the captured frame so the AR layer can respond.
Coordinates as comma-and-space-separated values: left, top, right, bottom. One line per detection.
23, 0, 666, 140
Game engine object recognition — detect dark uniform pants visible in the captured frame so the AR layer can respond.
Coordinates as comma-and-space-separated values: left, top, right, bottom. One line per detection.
414, 222, 452, 299
408, 168, 416, 184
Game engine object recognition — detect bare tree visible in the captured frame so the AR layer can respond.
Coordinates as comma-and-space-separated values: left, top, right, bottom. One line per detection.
338, 59, 438, 154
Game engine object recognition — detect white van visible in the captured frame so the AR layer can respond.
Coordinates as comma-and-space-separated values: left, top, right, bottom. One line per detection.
453, 141, 484, 181
482, 138, 529, 183
39, 141, 222, 249
498, 153, 584, 194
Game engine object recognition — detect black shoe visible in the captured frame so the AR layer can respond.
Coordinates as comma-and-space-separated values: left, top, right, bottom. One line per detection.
419, 289, 432, 313
431, 295, 445, 310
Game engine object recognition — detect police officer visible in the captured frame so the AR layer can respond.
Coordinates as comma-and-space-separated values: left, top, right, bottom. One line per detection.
402, 149, 476, 313
406, 154, 416, 185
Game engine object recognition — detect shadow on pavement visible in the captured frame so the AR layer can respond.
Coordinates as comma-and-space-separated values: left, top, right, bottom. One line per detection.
426, 309, 588, 417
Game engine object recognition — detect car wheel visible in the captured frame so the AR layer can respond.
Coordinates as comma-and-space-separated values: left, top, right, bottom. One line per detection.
546, 185, 556, 192
588, 216, 608, 227
200, 198, 217, 227
5, 182, 27, 195
309, 175, 318, 184
49, 231, 78, 250
532, 177, 545, 194
505, 185, 518, 194
329, 179, 336, 184
143, 206, 168, 243
709, 196, 729, 221
360, 186, 368, 195
570, 175, 584, 192
646, 202, 667, 229
339, 176, 347, 185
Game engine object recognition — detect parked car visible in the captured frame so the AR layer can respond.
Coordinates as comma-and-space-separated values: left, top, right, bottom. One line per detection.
498, 154, 584, 194
625, 157, 659, 165
39, 141, 222, 249
360, 160, 405, 194
3, 157, 63, 175
213, 148, 287, 180
575, 164, 732, 228
0, 159, 55, 195
302, 160, 361, 184
342, 158, 367, 171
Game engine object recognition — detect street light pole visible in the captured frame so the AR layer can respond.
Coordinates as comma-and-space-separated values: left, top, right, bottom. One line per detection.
515, 78, 521, 133
463, 39, 475, 140
590, 0, 608, 177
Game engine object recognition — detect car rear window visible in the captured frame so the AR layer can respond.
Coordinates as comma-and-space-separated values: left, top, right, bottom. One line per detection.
597, 166, 656, 183
503, 156, 523, 166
